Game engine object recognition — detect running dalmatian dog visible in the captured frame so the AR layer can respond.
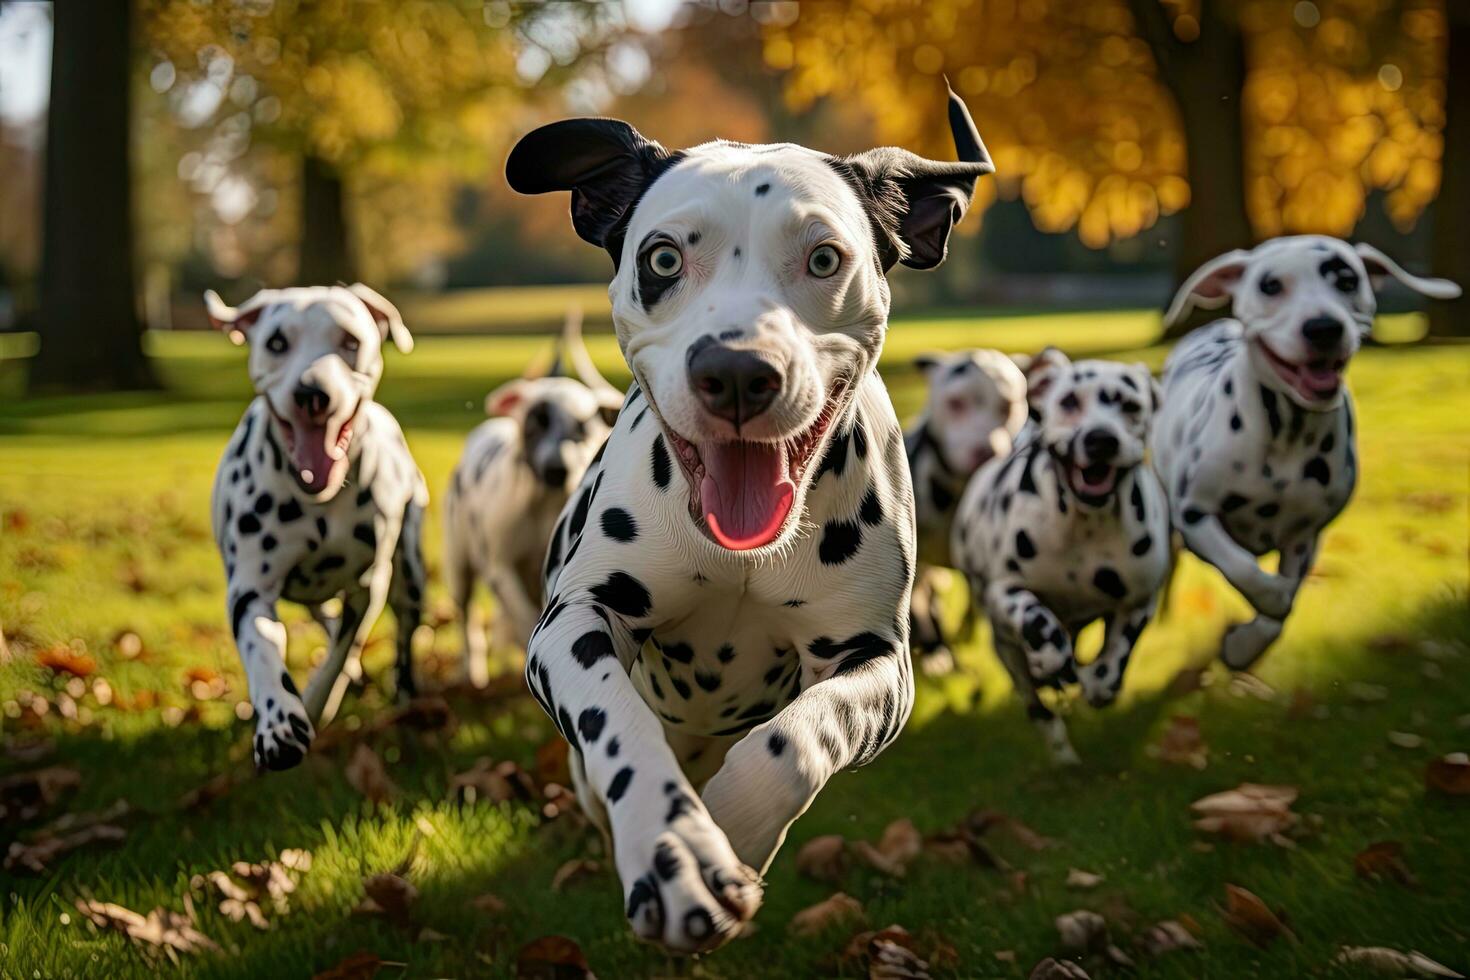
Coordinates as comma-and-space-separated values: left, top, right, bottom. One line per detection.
905, 349, 1029, 673
505, 88, 994, 952
443, 313, 620, 685
206, 284, 428, 771
952, 349, 1169, 764
1152, 236, 1459, 670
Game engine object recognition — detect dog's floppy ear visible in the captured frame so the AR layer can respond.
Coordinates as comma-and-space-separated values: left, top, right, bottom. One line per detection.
1163, 248, 1252, 329
1024, 346, 1070, 408
1132, 362, 1163, 414
346, 283, 413, 354
913, 353, 944, 377
837, 84, 995, 271
485, 379, 529, 417
204, 289, 268, 346
1353, 243, 1461, 300
506, 118, 680, 266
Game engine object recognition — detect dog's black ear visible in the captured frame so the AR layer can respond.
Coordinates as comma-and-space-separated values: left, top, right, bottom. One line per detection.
506, 118, 680, 266
836, 84, 995, 272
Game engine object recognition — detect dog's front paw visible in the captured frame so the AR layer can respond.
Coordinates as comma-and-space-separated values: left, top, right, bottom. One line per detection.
1020, 610, 1072, 680
1078, 661, 1120, 708
1248, 574, 1294, 621
253, 695, 314, 771
919, 646, 956, 677
620, 799, 763, 954
1220, 616, 1283, 671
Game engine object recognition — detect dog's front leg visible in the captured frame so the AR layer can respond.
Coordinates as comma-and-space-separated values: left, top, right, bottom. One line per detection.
1079, 604, 1152, 707
1221, 533, 1317, 670
304, 521, 399, 723
228, 585, 314, 770
983, 579, 1074, 680
1178, 511, 1293, 619
701, 641, 914, 873
526, 598, 762, 953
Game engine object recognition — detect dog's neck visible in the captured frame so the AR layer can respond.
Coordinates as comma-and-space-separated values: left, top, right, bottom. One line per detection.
1228, 342, 1346, 442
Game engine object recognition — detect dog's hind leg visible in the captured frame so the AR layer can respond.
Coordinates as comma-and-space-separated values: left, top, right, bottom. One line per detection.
389, 501, 426, 701
909, 569, 954, 675
1178, 510, 1294, 620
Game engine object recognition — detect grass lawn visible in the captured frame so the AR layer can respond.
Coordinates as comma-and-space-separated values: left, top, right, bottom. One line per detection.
1, 315, 1467, 979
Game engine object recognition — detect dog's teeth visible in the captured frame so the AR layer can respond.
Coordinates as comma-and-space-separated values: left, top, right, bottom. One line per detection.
300, 468, 314, 483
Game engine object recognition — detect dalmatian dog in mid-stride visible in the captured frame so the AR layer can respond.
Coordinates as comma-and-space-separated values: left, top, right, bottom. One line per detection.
952, 349, 1170, 764
505, 88, 994, 952
1153, 236, 1459, 671
905, 349, 1029, 673
206, 284, 428, 771
443, 314, 620, 685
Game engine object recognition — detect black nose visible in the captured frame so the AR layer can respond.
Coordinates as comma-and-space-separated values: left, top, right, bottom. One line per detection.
1082, 428, 1119, 462
293, 384, 330, 419
1302, 317, 1345, 352
540, 461, 568, 487
687, 342, 783, 428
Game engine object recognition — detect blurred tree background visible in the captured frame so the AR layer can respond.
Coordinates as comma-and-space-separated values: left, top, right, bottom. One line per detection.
0, 0, 1460, 391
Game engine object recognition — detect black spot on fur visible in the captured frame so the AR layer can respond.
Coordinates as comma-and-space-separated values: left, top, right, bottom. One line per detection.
767, 732, 787, 757
1260, 385, 1283, 439
261, 534, 277, 552
1256, 502, 1280, 518
277, 499, 303, 523
819, 519, 862, 565
1131, 534, 1153, 556
1221, 493, 1250, 513
280, 671, 300, 696
353, 522, 376, 548
230, 591, 258, 639
1230, 413, 1243, 432
572, 630, 614, 669
717, 644, 736, 663
859, 486, 883, 526
238, 513, 262, 535
569, 486, 593, 537
316, 555, 345, 572
1303, 457, 1331, 485
670, 675, 692, 699
591, 572, 652, 617
651, 435, 672, 490
600, 507, 638, 542
662, 641, 693, 664
578, 707, 606, 744
1093, 567, 1126, 599
607, 766, 634, 803
253, 493, 274, 515
816, 428, 850, 480
1182, 506, 1205, 525
695, 670, 721, 692
754, 182, 770, 196
1015, 529, 1037, 559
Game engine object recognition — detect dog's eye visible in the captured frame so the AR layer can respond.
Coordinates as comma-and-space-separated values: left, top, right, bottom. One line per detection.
1259, 274, 1283, 297
265, 330, 288, 355
807, 243, 841, 279
945, 395, 969, 415
1059, 392, 1081, 412
1121, 399, 1142, 415
1333, 273, 1359, 294
341, 333, 360, 354
645, 243, 683, 278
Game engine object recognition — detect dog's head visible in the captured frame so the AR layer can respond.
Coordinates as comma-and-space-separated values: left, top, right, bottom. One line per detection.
1164, 236, 1460, 410
484, 376, 615, 493
507, 88, 993, 552
1025, 348, 1159, 508
914, 348, 1028, 476
205, 283, 413, 500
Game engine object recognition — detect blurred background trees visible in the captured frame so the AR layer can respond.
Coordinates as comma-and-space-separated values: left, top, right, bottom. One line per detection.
0, 0, 1459, 393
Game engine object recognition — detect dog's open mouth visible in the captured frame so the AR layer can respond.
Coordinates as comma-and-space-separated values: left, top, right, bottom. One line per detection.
664, 382, 849, 551
1066, 459, 1119, 502
1258, 341, 1345, 403
274, 405, 358, 495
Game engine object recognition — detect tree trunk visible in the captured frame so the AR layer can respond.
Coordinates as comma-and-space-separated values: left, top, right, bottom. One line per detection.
1127, 0, 1256, 339
1429, 6, 1468, 338
299, 154, 355, 284
30, 0, 156, 392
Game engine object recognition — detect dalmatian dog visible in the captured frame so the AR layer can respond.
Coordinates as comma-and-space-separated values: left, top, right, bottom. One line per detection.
505, 88, 994, 952
443, 313, 620, 685
905, 349, 1029, 672
952, 350, 1169, 764
206, 284, 428, 771
1152, 236, 1460, 670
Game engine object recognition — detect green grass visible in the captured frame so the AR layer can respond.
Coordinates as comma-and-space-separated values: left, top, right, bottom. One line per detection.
1, 315, 1467, 979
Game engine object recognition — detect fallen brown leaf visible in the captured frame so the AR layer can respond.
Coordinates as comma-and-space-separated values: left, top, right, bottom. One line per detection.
1139, 919, 1203, 957
1331, 946, 1463, 977
851, 840, 907, 878
1219, 883, 1295, 947
75, 898, 218, 955
1065, 868, 1105, 890
534, 736, 572, 787
1029, 958, 1091, 979
354, 873, 417, 926
387, 695, 457, 734
345, 744, 397, 804
450, 758, 536, 804
1055, 910, 1108, 955
877, 818, 922, 868
313, 951, 385, 980
550, 858, 601, 892
6, 822, 126, 873
967, 808, 1057, 851
0, 764, 81, 823
1425, 752, 1470, 796
193, 849, 312, 930
177, 771, 238, 811
795, 834, 848, 883
1191, 783, 1299, 843
1148, 715, 1208, 769
1354, 840, 1419, 888
36, 645, 96, 678
514, 935, 593, 979
869, 931, 932, 979
790, 892, 864, 937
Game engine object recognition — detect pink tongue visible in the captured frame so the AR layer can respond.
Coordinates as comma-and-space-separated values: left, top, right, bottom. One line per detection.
1302, 363, 1340, 394
699, 441, 794, 550
291, 424, 335, 494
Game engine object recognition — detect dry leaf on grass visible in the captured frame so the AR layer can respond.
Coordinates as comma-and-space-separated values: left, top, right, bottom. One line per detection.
1029, 958, 1091, 979
1426, 752, 1470, 796
312, 951, 386, 980
1353, 840, 1419, 888
1139, 919, 1203, 957
514, 935, 594, 979
0, 765, 81, 823
922, 829, 1009, 871
387, 695, 458, 734
177, 771, 238, 811
790, 892, 864, 937
1332, 946, 1463, 977
450, 758, 536, 805
6, 821, 126, 873
1191, 783, 1299, 844
796, 834, 848, 883
851, 840, 907, 878
1219, 884, 1295, 947
36, 645, 96, 677
967, 808, 1057, 851
192, 849, 312, 930
838, 924, 953, 979
345, 744, 397, 804
534, 736, 572, 787
876, 819, 922, 869
869, 933, 931, 979
354, 873, 418, 926
1054, 910, 1134, 967
550, 858, 601, 892
75, 898, 218, 956
1148, 715, 1208, 769
1065, 868, 1104, 890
